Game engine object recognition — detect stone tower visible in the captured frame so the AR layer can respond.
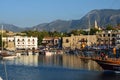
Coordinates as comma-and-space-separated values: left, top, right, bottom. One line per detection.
94, 20, 98, 29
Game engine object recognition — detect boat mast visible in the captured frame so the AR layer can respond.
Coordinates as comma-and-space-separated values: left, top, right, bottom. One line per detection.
88, 14, 91, 46
1, 25, 3, 51
1, 25, 8, 80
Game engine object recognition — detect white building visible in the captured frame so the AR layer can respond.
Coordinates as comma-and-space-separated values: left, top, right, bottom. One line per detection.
14, 36, 38, 50
3, 36, 38, 50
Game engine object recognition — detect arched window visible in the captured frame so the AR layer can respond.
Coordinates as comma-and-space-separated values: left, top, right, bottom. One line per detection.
22, 39, 24, 41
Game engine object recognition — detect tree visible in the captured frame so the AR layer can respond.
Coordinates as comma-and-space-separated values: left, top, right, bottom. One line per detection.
117, 23, 120, 27
106, 24, 114, 30
69, 29, 87, 35
90, 28, 99, 35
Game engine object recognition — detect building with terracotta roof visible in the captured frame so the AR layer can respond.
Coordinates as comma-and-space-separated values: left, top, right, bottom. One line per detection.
42, 37, 62, 49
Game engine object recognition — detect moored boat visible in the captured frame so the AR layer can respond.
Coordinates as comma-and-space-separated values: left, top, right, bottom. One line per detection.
45, 51, 56, 56
0, 25, 18, 60
2, 55, 17, 60
39, 50, 57, 56
0, 51, 18, 60
92, 58, 120, 72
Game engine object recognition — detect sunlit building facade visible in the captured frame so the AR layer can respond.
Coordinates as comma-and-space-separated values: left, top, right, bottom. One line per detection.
62, 34, 97, 49
14, 36, 38, 50
3, 36, 38, 50
96, 30, 116, 48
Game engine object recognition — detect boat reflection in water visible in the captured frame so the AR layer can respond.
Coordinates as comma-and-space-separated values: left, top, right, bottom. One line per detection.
6, 55, 102, 71
5, 55, 39, 66
0, 54, 120, 80
38, 55, 102, 71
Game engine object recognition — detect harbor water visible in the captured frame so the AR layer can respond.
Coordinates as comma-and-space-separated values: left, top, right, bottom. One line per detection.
0, 54, 120, 80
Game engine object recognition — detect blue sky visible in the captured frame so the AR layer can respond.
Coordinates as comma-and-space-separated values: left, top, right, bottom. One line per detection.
0, 0, 120, 27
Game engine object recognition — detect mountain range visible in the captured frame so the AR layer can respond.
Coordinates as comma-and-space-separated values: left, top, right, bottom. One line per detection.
0, 9, 120, 32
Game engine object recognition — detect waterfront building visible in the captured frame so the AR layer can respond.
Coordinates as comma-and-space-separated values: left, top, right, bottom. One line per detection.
15, 36, 38, 50
2, 37, 15, 50
115, 30, 120, 48
96, 30, 116, 48
41, 37, 62, 49
3, 36, 38, 50
62, 34, 97, 49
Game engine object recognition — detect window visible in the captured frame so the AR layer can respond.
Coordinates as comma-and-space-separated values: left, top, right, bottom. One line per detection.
33, 39, 34, 41
103, 34, 105, 37
22, 39, 24, 41
18, 39, 20, 41
28, 39, 30, 41
48, 41, 50, 43
112, 34, 116, 37
66, 39, 69, 43
55, 40, 57, 43
108, 34, 110, 37
9, 40, 11, 42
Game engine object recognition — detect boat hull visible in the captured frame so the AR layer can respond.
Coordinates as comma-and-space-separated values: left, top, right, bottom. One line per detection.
93, 59, 120, 71
3, 55, 17, 60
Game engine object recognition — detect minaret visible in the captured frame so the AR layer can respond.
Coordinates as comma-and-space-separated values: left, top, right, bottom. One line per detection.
94, 20, 98, 29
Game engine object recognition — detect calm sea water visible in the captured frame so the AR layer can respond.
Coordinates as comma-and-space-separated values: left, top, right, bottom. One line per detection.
0, 54, 120, 80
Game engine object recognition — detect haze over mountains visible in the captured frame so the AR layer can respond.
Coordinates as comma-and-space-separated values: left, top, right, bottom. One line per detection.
0, 9, 120, 32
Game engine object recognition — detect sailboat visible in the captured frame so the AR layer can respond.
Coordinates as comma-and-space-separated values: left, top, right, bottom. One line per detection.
0, 25, 17, 60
